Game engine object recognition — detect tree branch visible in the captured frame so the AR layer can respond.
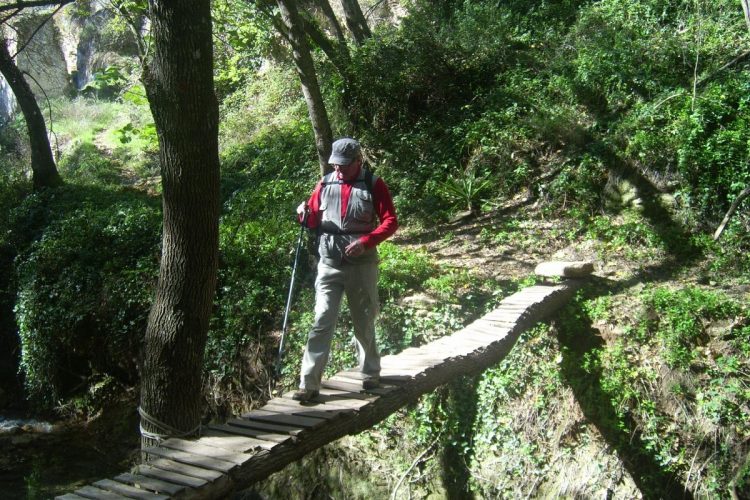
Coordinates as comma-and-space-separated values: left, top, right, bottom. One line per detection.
713, 185, 750, 240
695, 49, 750, 88
0, 0, 73, 14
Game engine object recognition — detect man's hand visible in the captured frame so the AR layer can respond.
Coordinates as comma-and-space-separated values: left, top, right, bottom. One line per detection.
345, 239, 365, 257
296, 202, 307, 216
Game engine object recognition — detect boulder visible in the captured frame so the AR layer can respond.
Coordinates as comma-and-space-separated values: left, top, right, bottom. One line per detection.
534, 261, 594, 278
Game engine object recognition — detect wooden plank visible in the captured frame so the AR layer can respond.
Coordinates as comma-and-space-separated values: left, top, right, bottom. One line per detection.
135, 464, 208, 489
242, 408, 327, 428
227, 417, 305, 435
142, 446, 237, 473
374, 374, 411, 384
161, 437, 251, 464
74, 486, 128, 500
320, 378, 367, 393
55, 495, 89, 500
317, 387, 371, 400
198, 431, 277, 451
92, 479, 169, 500
147, 458, 223, 482
333, 370, 369, 380
112, 473, 184, 496
281, 394, 367, 412
458, 326, 511, 341
474, 318, 517, 329
206, 423, 292, 444
469, 321, 512, 334
260, 399, 344, 419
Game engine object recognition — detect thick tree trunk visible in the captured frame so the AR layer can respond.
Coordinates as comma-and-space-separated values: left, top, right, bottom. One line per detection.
742, 0, 750, 33
0, 38, 61, 190
277, 0, 333, 176
139, 0, 220, 451
340, 0, 371, 45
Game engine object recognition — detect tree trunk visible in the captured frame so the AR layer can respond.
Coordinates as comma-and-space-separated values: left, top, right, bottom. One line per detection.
742, 0, 750, 33
277, 0, 333, 176
0, 38, 62, 190
340, 0, 371, 45
311, 0, 346, 44
139, 0, 221, 452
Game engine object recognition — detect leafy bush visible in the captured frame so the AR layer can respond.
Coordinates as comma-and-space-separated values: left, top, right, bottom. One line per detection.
12, 189, 160, 407
637, 286, 741, 369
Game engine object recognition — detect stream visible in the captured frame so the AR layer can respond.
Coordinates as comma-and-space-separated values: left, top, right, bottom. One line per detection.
0, 407, 139, 499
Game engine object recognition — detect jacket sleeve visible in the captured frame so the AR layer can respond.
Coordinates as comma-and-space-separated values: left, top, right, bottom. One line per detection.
359, 177, 398, 248
300, 181, 323, 229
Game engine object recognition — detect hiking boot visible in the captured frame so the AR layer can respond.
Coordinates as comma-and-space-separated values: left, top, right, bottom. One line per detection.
362, 377, 380, 390
292, 389, 319, 402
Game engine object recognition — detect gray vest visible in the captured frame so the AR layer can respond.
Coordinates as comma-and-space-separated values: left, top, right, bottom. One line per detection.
318, 169, 379, 265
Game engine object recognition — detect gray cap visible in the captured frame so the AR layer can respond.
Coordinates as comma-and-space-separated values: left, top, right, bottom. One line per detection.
328, 138, 361, 165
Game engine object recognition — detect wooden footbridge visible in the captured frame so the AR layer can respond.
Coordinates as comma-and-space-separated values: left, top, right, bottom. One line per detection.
57, 262, 591, 500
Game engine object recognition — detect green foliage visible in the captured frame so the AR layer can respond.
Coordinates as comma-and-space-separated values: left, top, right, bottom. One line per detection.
637, 286, 741, 369
81, 66, 128, 99
11, 187, 160, 407
212, 0, 274, 98
58, 142, 125, 186
377, 242, 434, 301
586, 210, 666, 260
437, 166, 494, 213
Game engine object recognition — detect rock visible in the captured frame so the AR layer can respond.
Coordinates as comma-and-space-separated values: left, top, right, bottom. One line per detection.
535, 261, 595, 278
401, 293, 438, 310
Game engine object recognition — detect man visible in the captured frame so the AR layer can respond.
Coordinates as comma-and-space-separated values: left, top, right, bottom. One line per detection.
293, 138, 398, 402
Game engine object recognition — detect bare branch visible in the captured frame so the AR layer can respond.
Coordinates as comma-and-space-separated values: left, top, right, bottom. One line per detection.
0, 0, 73, 14
714, 185, 750, 241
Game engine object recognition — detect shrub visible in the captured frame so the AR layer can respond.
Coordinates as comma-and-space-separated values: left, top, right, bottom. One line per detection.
12, 189, 160, 408
638, 286, 742, 369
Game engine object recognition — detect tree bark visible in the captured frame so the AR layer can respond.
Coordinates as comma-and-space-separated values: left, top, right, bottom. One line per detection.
0, 38, 61, 190
340, 0, 371, 45
139, 0, 221, 451
277, 0, 333, 176
741, 0, 750, 33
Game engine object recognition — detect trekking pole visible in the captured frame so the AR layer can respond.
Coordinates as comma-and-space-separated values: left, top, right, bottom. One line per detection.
275, 207, 310, 382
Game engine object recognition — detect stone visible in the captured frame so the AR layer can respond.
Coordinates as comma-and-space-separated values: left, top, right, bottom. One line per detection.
534, 261, 594, 278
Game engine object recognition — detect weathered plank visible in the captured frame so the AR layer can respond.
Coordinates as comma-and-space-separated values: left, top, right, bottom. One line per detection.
242, 408, 328, 428
135, 464, 208, 489
227, 417, 305, 436
112, 473, 185, 496
260, 399, 345, 419
161, 438, 251, 464
320, 378, 368, 393
93, 479, 170, 500
142, 446, 238, 473
147, 458, 223, 482
55, 495, 89, 500
205, 423, 291, 444
74, 486, 128, 500
197, 431, 276, 452
282, 394, 369, 411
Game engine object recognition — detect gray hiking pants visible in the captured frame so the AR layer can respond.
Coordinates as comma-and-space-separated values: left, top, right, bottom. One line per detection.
299, 259, 381, 391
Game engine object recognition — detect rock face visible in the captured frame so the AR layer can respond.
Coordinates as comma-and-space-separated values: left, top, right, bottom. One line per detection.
0, 2, 141, 120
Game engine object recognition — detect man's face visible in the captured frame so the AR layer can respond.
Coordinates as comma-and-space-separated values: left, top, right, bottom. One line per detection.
333, 157, 361, 181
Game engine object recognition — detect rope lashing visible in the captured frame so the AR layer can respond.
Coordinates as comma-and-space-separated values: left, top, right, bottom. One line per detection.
138, 406, 201, 443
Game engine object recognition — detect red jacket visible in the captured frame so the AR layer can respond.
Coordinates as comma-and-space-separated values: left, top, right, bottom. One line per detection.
303, 167, 398, 249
